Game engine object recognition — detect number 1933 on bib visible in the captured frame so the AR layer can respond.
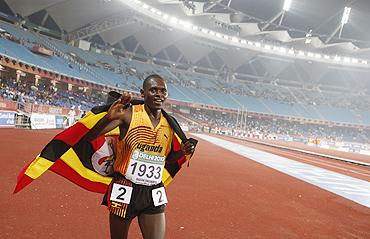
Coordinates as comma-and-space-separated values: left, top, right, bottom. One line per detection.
125, 149, 165, 186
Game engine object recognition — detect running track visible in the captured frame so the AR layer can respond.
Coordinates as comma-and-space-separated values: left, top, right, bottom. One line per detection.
0, 128, 369, 238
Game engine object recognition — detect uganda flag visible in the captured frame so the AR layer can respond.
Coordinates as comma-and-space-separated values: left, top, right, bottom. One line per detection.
14, 100, 197, 194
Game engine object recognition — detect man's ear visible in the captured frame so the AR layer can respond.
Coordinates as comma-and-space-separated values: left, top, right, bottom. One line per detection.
140, 89, 144, 97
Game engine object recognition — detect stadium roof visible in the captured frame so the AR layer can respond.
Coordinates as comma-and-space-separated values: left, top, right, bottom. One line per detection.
3, 0, 369, 44
1, 0, 370, 88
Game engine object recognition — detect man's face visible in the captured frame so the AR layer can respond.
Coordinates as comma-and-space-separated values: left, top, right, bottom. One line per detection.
141, 77, 168, 110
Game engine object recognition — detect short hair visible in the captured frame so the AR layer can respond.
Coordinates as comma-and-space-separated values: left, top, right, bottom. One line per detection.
143, 74, 165, 89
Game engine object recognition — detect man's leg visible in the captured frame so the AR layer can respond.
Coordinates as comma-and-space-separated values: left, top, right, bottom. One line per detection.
138, 212, 166, 239
109, 212, 132, 239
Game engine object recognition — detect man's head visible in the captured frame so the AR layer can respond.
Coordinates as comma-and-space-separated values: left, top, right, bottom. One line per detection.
140, 74, 168, 111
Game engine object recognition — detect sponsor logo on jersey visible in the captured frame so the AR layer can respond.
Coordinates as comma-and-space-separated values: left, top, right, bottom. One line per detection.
136, 142, 163, 153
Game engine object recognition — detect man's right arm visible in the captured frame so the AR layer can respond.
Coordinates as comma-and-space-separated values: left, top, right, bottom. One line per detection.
84, 92, 132, 141
84, 115, 123, 142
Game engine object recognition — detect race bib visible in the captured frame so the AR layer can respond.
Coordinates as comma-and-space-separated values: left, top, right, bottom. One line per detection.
110, 183, 133, 204
125, 149, 165, 186
152, 187, 168, 207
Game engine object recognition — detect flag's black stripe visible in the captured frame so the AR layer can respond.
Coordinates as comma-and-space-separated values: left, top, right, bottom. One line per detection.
91, 99, 144, 114
40, 139, 71, 162
164, 161, 180, 177
72, 139, 95, 170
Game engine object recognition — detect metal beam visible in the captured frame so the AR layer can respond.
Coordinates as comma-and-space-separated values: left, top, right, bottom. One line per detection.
324, 24, 341, 44
261, 10, 283, 31
204, 0, 224, 12
67, 13, 136, 42
41, 11, 49, 26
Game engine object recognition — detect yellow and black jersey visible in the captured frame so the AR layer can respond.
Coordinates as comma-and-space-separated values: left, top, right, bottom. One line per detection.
114, 104, 174, 183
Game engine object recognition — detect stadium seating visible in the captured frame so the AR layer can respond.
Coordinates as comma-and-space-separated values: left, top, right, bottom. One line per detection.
1, 20, 370, 126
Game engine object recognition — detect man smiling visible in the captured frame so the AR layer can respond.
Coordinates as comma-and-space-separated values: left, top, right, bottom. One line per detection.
86, 74, 197, 239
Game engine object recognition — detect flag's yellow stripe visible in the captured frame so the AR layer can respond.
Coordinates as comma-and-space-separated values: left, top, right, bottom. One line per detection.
78, 111, 119, 135
174, 133, 182, 144
25, 156, 54, 179
60, 148, 112, 185
78, 112, 107, 129
105, 127, 120, 136
162, 168, 173, 187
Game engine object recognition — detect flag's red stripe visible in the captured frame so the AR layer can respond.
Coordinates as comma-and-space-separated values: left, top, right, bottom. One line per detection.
54, 122, 90, 146
13, 175, 34, 193
16, 160, 33, 182
13, 160, 36, 193
90, 135, 107, 151
177, 155, 187, 167
50, 160, 109, 194
173, 136, 181, 151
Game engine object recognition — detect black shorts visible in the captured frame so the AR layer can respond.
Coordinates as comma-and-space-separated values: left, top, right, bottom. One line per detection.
102, 174, 166, 219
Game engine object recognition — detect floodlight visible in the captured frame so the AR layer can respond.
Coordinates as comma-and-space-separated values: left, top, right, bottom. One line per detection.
315, 54, 322, 58
247, 41, 253, 45
179, 21, 191, 28
351, 58, 358, 64
361, 60, 368, 64
341, 7, 351, 25
232, 37, 238, 42
283, 0, 292, 11
162, 14, 169, 20
288, 49, 295, 54
142, 4, 149, 9
185, 22, 192, 28
241, 40, 247, 44
279, 47, 287, 53
334, 56, 341, 61
255, 42, 261, 47
343, 57, 350, 62
223, 35, 229, 40
170, 17, 178, 24
201, 28, 209, 34
324, 55, 330, 59
216, 33, 222, 38
264, 44, 271, 50
209, 31, 215, 35
298, 51, 305, 56
307, 52, 314, 57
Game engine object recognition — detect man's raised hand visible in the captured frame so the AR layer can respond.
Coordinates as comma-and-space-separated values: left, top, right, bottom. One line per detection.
106, 92, 132, 121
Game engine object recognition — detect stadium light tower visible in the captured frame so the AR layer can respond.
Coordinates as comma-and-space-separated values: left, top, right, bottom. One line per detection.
341, 7, 351, 25
339, 6, 351, 37
279, 0, 292, 25
283, 0, 292, 11
262, 0, 292, 30
325, 6, 351, 43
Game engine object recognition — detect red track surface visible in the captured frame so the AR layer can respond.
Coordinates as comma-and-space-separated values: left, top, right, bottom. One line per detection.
221, 136, 370, 182
1, 128, 370, 238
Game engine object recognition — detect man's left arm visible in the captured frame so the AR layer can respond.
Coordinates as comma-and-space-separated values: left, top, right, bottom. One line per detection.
166, 138, 198, 163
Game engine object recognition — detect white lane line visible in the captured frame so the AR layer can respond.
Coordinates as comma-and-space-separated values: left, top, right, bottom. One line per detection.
259, 148, 370, 178
194, 133, 370, 208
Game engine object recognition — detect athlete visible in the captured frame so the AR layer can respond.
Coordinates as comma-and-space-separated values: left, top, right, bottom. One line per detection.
86, 74, 196, 239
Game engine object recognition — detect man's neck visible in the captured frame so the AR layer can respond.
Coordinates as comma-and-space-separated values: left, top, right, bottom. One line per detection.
144, 105, 161, 120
